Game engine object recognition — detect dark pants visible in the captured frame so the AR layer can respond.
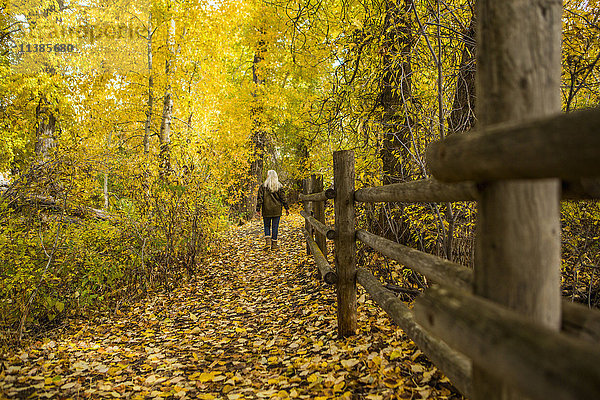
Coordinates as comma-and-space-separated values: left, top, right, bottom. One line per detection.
263, 216, 281, 240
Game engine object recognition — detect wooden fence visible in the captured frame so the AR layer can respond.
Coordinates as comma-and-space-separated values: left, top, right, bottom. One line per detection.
298, 3, 600, 399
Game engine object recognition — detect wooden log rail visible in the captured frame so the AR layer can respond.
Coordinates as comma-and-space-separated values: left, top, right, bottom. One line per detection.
415, 286, 600, 400
356, 229, 472, 291
426, 107, 600, 182
355, 179, 477, 203
353, 177, 600, 203
561, 178, 600, 200
302, 228, 337, 285
561, 301, 600, 344
356, 227, 600, 346
299, 210, 335, 240
357, 268, 472, 397
300, 174, 332, 284
298, 188, 336, 202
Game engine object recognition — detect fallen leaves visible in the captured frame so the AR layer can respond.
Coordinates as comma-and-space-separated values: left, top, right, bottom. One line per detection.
340, 358, 360, 369
1, 215, 463, 399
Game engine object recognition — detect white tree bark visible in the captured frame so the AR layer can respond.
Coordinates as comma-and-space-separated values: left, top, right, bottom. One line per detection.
144, 12, 154, 154
35, 97, 56, 162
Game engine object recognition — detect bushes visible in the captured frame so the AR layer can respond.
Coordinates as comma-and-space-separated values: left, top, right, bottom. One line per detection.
0, 207, 136, 342
0, 158, 229, 346
561, 201, 600, 306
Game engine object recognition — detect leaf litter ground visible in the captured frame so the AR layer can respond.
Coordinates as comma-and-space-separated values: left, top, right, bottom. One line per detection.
1, 215, 464, 400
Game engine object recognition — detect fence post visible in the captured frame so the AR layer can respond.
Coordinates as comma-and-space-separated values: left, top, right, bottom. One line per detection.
334, 150, 357, 337
473, 1, 562, 398
312, 174, 327, 256
302, 177, 313, 255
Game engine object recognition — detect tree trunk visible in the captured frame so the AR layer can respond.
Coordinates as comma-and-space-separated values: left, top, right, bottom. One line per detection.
144, 12, 154, 154
104, 130, 112, 210
445, 15, 476, 261
379, 0, 413, 185
159, 92, 173, 175
159, 17, 176, 177
246, 32, 268, 219
447, 17, 476, 135
35, 96, 56, 162
377, 0, 414, 244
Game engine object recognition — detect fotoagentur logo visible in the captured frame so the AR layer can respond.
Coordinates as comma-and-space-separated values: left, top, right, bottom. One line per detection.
9, 0, 150, 75
31, 22, 146, 43
13, 20, 147, 75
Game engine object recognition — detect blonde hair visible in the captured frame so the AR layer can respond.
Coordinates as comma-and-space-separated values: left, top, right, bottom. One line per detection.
264, 170, 282, 192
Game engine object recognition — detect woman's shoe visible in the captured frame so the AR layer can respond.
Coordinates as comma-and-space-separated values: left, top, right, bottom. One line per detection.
271, 239, 279, 250
264, 236, 271, 250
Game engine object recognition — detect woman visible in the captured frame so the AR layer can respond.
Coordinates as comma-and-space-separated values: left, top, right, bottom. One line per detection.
256, 170, 289, 250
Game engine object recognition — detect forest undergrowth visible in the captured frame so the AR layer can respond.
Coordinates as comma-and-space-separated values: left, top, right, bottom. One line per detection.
0, 214, 462, 400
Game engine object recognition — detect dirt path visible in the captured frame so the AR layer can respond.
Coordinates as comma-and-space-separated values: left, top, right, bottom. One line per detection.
1, 215, 463, 399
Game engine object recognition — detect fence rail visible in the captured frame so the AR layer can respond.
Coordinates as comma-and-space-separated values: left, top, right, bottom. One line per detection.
426, 107, 600, 182
356, 229, 472, 291
353, 177, 600, 202
561, 301, 600, 344
301, 227, 337, 285
356, 267, 472, 397
298, 188, 336, 202
415, 286, 600, 400
355, 179, 477, 203
299, 210, 335, 240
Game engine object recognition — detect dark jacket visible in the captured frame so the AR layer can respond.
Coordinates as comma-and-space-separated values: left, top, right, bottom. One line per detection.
256, 185, 289, 217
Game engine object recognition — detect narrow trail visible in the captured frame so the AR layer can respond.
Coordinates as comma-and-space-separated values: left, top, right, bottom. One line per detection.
1, 215, 462, 400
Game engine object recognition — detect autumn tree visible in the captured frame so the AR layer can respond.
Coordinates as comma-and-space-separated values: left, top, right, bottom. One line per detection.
246, 25, 268, 219
379, 0, 414, 186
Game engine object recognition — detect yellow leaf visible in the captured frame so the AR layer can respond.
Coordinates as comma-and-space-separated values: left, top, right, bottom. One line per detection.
198, 372, 216, 382
341, 359, 359, 369
223, 385, 234, 394
60, 382, 76, 390
411, 364, 425, 373
411, 350, 422, 361
383, 377, 402, 388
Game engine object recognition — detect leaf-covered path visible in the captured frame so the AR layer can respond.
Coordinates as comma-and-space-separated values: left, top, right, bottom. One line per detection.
1, 215, 463, 400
